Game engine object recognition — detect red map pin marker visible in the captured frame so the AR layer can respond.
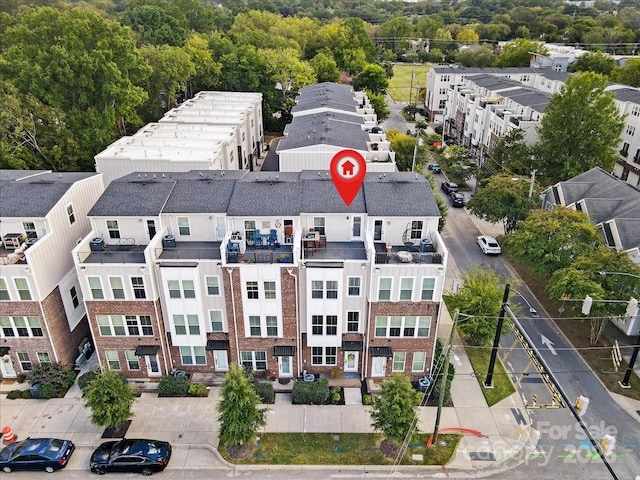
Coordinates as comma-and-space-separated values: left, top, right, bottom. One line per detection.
330, 149, 367, 206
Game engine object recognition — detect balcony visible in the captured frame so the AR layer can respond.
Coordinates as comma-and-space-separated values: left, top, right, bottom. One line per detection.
374, 241, 442, 265
83, 238, 147, 264
158, 241, 222, 261
302, 241, 367, 261
0, 233, 31, 266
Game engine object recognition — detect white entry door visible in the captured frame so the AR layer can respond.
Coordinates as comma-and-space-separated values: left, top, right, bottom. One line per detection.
372, 356, 386, 377
278, 356, 292, 377
344, 351, 358, 372
145, 355, 161, 377
213, 350, 229, 372
1, 354, 17, 378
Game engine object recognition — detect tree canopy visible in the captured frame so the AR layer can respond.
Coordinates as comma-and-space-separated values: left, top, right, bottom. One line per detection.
84, 371, 135, 429
369, 374, 419, 445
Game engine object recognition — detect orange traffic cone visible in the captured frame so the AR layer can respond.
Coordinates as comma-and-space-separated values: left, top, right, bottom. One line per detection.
2, 425, 17, 444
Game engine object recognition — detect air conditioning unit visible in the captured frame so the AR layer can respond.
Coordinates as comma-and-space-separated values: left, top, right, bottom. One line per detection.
162, 234, 176, 249
90, 238, 105, 252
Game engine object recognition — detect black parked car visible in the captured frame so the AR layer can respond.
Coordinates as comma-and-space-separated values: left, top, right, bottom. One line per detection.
449, 192, 465, 207
90, 438, 171, 476
0, 438, 75, 473
441, 181, 459, 194
427, 163, 441, 173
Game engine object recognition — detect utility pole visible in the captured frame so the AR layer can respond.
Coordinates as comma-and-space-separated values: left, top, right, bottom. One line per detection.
485, 284, 510, 388
529, 169, 537, 198
433, 309, 458, 446
619, 331, 640, 388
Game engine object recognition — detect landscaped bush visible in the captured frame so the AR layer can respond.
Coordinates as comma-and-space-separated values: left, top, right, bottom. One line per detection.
78, 371, 99, 393
363, 394, 373, 406
6, 389, 23, 400
292, 378, 329, 405
253, 381, 275, 404
331, 386, 341, 404
21, 390, 31, 399
28, 363, 76, 399
188, 383, 209, 397
158, 375, 189, 396
16, 374, 26, 383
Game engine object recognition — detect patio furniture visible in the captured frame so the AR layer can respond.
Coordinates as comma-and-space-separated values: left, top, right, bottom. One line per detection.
252, 230, 262, 247
268, 229, 278, 246
396, 251, 413, 263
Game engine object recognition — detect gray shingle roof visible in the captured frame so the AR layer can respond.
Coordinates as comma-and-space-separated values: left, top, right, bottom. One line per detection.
227, 173, 302, 216
0, 170, 97, 218
278, 113, 368, 151
363, 173, 440, 217
612, 87, 640, 104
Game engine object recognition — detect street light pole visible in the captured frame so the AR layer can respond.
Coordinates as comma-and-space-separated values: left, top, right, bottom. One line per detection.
485, 283, 510, 388
433, 309, 458, 446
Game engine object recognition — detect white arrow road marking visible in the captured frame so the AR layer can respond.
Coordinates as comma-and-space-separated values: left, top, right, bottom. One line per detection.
540, 335, 557, 355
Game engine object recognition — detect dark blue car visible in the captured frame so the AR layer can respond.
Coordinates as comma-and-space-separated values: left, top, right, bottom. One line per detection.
0, 437, 75, 473
90, 438, 171, 476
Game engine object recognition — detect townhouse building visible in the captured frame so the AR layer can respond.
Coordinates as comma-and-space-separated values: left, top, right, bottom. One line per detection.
0, 170, 104, 378
609, 86, 640, 186
73, 170, 447, 381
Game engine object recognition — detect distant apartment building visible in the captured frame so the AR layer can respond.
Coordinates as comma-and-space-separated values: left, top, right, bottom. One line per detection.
73, 170, 447, 381
0, 170, 104, 378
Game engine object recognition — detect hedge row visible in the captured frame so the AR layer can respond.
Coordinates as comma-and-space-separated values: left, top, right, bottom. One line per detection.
292, 378, 329, 404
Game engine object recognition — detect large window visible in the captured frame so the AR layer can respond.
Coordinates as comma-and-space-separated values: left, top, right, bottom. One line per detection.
0, 278, 9, 300
206, 276, 220, 295
125, 350, 140, 370
347, 277, 361, 296
311, 281, 323, 299
97, 315, 153, 336
241, 351, 267, 371
347, 311, 360, 332
311, 280, 339, 299
107, 220, 120, 239
264, 281, 276, 299
421, 278, 436, 300
23, 221, 37, 239
17, 352, 31, 371
173, 315, 199, 335
109, 277, 125, 299
392, 352, 406, 372
412, 352, 426, 372
326, 281, 338, 299
266, 316, 278, 336
105, 350, 120, 370
88, 277, 104, 300
244, 220, 256, 242
311, 315, 337, 335
313, 217, 326, 235
248, 316, 279, 337
378, 278, 392, 301
375, 316, 432, 338
246, 281, 259, 299
311, 347, 336, 365
37, 352, 51, 365
177, 217, 190, 235
0, 316, 43, 337
168, 280, 195, 299
131, 277, 146, 299
400, 278, 414, 300
249, 316, 261, 336
180, 346, 206, 365
14, 278, 31, 300
209, 310, 224, 332
410, 221, 423, 239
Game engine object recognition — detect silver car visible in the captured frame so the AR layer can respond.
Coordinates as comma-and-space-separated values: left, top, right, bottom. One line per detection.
476, 235, 501, 255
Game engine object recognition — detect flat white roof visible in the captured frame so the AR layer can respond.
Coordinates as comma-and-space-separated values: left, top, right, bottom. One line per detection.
95, 143, 220, 162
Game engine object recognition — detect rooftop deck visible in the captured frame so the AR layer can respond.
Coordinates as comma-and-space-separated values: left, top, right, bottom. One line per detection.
159, 241, 222, 261
84, 244, 147, 264
374, 241, 442, 265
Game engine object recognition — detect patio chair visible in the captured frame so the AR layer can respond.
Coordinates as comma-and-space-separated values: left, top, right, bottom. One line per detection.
253, 230, 262, 248
268, 229, 278, 246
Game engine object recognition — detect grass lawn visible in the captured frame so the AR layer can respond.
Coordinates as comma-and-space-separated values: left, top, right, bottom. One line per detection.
508, 261, 640, 402
220, 432, 460, 465
464, 344, 516, 407
388, 63, 432, 103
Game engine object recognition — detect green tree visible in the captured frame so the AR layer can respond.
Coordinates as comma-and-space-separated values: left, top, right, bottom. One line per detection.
352, 64, 389, 95
310, 52, 340, 83
183, 34, 222, 98
367, 93, 390, 122
377, 15, 413, 55
445, 266, 509, 346
218, 364, 267, 447
441, 145, 475, 181
456, 28, 479, 45
610, 57, 640, 87
84, 371, 135, 429
494, 38, 548, 67
455, 46, 497, 67
503, 207, 602, 277
369, 374, 418, 446
467, 174, 539, 234
121, 3, 189, 46
482, 129, 533, 179
260, 48, 316, 104
387, 129, 416, 171
533, 72, 624, 182
569, 51, 616, 75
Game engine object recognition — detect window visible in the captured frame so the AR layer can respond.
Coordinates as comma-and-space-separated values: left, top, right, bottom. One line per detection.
410, 221, 423, 240
17, 352, 31, 371
412, 352, 426, 372
347, 311, 360, 332
311, 315, 337, 335
0, 317, 12, 336
209, 310, 224, 332
313, 217, 326, 235
107, 220, 120, 239
241, 351, 267, 371
27, 317, 43, 336
206, 276, 220, 295
169, 280, 195, 298
439, 99, 446, 109
326, 315, 337, 335
352, 216, 362, 237
520, 74, 530, 82
146, 220, 156, 238
375, 316, 432, 338
183, 280, 195, 298
88, 277, 104, 300
0, 316, 42, 337
168, 280, 181, 298
311, 347, 337, 365
441, 75, 450, 82
632, 106, 640, 117
249, 316, 261, 336
23, 221, 37, 239
626, 124, 636, 136
421, 277, 436, 300
131, 277, 145, 299
177, 217, 190, 235
187, 315, 199, 334
98, 315, 151, 336
326, 281, 338, 299
246, 281, 259, 299
0, 279, 9, 300
378, 278, 392, 301
400, 278, 414, 300
392, 352, 406, 372
66, 204, 75, 224
244, 220, 256, 242
70, 286, 79, 308
125, 350, 140, 370
37, 352, 51, 365
106, 350, 120, 370
266, 316, 278, 336
264, 281, 276, 299
14, 278, 31, 300
312, 315, 323, 335
439, 88, 447, 95
348, 277, 361, 296
109, 277, 125, 299
311, 281, 323, 299
180, 346, 206, 365
174, 315, 186, 335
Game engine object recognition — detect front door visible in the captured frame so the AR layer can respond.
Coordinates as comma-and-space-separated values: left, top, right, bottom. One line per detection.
344, 351, 358, 372
1, 354, 16, 378
145, 355, 161, 377
374, 220, 383, 241
278, 356, 292, 377
213, 350, 229, 372
372, 356, 386, 377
